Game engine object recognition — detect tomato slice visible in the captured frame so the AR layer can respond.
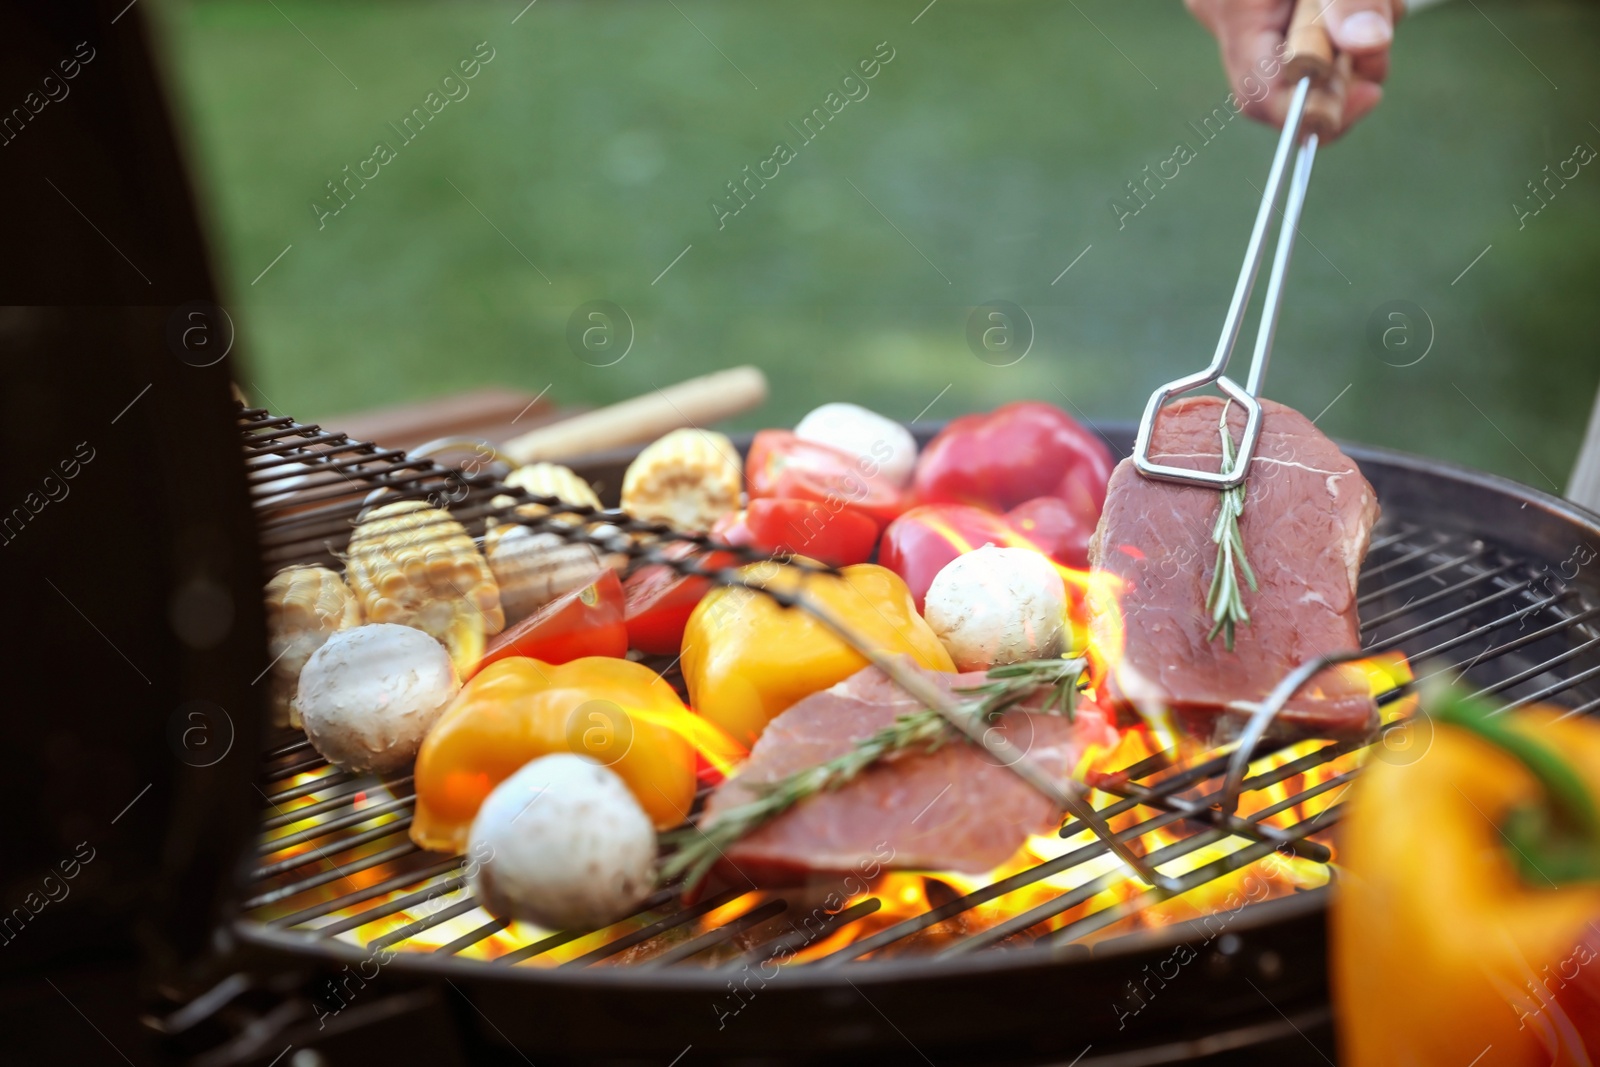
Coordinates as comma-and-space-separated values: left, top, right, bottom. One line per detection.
472, 569, 627, 677
745, 497, 878, 566
623, 543, 734, 656
746, 430, 908, 529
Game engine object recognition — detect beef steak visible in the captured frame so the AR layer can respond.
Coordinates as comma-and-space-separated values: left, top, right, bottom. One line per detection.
1088, 396, 1379, 741
705, 663, 1120, 887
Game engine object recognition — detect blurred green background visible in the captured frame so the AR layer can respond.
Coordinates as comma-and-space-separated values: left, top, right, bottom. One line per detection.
152, 0, 1599, 492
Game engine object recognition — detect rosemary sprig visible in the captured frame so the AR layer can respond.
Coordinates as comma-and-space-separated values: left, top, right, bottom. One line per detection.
658, 658, 1086, 889
1206, 403, 1258, 651
951, 657, 1084, 721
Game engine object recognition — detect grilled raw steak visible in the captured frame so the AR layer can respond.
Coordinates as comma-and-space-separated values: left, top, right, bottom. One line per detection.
706, 663, 1119, 886
1089, 396, 1379, 741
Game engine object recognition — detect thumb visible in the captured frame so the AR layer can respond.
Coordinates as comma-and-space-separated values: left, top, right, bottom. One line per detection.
1323, 0, 1395, 53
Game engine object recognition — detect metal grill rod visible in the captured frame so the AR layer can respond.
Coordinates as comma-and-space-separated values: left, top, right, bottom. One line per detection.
269, 858, 462, 929
261, 776, 413, 831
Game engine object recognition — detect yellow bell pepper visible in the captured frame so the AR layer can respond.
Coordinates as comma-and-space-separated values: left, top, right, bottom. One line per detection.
411, 656, 742, 851
682, 561, 955, 747
1333, 685, 1600, 1065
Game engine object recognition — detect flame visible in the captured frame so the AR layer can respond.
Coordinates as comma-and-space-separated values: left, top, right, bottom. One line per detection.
912, 510, 1126, 672
628, 703, 747, 777
254, 648, 1407, 965
1347, 650, 1418, 724
777, 646, 1405, 957
250, 517, 1414, 968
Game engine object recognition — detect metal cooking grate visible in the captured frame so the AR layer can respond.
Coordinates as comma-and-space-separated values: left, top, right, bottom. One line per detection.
234, 407, 1600, 970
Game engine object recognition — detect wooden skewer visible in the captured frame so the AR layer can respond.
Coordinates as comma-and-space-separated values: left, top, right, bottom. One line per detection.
500, 366, 768, 465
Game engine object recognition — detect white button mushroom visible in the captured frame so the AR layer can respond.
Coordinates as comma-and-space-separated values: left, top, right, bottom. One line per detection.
922, 546, 1067, 671
794, 402, 919, 489
468, 754, 657, 930
294, 623, 459, 774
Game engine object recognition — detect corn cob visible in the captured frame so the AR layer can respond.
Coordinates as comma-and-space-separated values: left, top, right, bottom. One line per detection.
501, 462, 602, 518
345, 500, 504, 675
263, 565, 362, 728
484, 525, 607, 624
490, 461, 630, 592
620, 428, 742, 532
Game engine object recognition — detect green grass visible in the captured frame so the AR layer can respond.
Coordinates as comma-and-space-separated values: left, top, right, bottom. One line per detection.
154, 0, 1600, 492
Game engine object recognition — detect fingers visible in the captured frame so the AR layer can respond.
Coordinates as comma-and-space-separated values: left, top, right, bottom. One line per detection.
1343, 80, 1383, 128
1351, 49, 1389, 86
1323, 0, 1396, 56
1183, 0, 1399, 137
1321, 0, 1400, 136
1324, 0, 1395, 86
1192, 1, 1299, 126
1229, 23, 1296, 126
1321, 80, 1382, 142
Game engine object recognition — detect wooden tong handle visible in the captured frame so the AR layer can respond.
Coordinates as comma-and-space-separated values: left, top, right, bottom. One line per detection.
501, 365, 768, 464
1284, 0, 1352, 141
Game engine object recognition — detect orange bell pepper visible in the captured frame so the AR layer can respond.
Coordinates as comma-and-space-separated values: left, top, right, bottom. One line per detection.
1333, 685, 1600, 1065
411, 656, 742, 851
681, 561, 955, 747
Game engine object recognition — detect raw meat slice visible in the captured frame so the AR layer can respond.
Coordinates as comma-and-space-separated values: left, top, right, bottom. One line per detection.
1089, 396, 1379, 741
705, 662, 1119, 887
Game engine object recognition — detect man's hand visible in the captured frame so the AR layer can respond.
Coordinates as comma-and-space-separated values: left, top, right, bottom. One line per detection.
1185, 0, 1402, 138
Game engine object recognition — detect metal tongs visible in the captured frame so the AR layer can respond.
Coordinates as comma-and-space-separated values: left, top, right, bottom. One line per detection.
1133, 0, 1350, 489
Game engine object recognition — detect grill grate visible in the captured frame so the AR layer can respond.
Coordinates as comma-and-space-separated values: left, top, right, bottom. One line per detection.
234, 407, 1600, 972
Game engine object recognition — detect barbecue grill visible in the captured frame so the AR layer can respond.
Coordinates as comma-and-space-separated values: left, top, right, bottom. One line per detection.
7, 4, 1600, 1066
134, 408, 1596, 1067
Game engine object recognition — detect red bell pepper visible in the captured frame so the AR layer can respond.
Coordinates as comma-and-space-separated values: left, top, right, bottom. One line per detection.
745, 497, 879, 567
878, 504, 1013, 611
473, 569, 627, 676
622, 543, 735, 656
746, 430, 908, 530
912, 401, 1113, 523
879, 497, 1095, 610
1004, 495, 1093, 571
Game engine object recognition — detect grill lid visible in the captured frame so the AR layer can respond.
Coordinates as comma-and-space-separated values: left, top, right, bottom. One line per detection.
0, 0, 266, 984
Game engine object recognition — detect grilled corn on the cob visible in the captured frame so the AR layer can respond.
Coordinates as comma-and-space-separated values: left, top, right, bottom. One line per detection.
620, 428, 741, 532
490, 461, 629, 599
484, 525, 606, 624
263, 565, 362, 728
501, 462, 602, 517
346, 501, 504, 675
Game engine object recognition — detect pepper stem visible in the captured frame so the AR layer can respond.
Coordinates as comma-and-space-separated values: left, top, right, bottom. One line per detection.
1427, 680, 1600, 885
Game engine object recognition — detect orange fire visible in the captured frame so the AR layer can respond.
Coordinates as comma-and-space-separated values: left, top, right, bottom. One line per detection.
249, 534, 1416, 968
914, 511, 1127, 676
629, 702, 747, 778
